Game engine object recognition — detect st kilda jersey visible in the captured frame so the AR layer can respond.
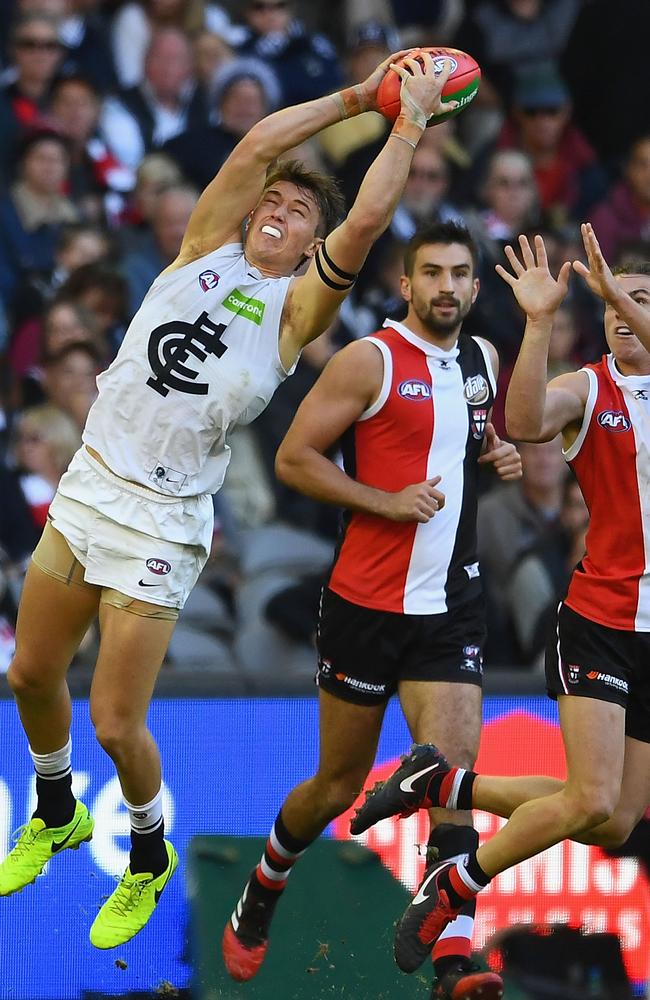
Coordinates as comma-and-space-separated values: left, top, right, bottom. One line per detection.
328, 319, 497, 615
83, 242, 293, 497
565, 354, 650, 631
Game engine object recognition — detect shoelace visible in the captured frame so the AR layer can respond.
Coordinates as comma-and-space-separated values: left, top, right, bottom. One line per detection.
7, 824, 38, 859
106, 874, 152, 918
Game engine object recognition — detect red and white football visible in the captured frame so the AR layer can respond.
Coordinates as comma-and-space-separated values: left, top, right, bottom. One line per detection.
376, 46, 481, 127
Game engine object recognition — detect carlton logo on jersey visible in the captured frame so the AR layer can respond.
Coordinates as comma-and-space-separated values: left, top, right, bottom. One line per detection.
146, 311, 228, 397
463, 373, 489, 404
198, 270, 220, 291
597, 410, 631, 432
398, 379, 432, 400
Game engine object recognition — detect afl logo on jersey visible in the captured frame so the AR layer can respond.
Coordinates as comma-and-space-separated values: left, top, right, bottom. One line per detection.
464, 374, 490, 405
146, 558, 171, 576
198, 270, 220, 291
398, 379, 432, 400
597, 410, 631, 432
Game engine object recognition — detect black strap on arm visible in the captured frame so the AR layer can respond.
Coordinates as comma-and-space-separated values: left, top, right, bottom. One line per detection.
314, 249, 355, 290
321, 241, 357, 282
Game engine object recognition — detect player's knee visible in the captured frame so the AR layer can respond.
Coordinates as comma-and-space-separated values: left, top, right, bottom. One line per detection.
595, 811, 638, 849
316, 773, 367, 819
7, 655, 54, 699
91, 713, 135, 762
568, 785, 616, 831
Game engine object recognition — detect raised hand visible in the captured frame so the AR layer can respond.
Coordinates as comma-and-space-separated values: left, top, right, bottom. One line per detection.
391, 52, 457, 126
358, 49, 412, 112
477, 423, 522, 480
496, 234, 572, 320
572, 222, 619, 304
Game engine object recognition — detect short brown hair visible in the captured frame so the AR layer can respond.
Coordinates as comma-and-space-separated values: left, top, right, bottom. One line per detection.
613, 260, 650, 277
263, 159, 345, 238
404, 221, 479, 277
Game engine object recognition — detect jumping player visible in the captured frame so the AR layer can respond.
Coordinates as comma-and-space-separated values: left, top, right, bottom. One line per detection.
0, 52, 454, 948
223, 221, 521, 1000
351, 225, 650, 975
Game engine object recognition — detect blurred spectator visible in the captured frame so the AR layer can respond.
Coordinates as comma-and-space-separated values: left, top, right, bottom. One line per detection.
111, 0, 243, 89
58, 0, 117, 93
561, 0, 650, 163
163, 58, 276, 191
119, 152, 183, 251
235, 0, 343, 108
100, 27, 208, 170
478, 437, 566, 661
192, 28, 234, 90
49, 73, 135, 218
0, 131, 78, 314
121, 183, 197, 315
19, 298, 105, 407
590, 136, 650, 264
388, 0, 464, 46
12, 402, 81, 530
0, 13, 65, 182
495, 63, 607, 227
56, 262, 129, 354
466, 150, 539, 256
507, 475, 588, 665
343, 236, 408, 338
389, 143, 464, 241
41, 338, 101, 428
317, 21, 393, 168
453, 0, 581, 112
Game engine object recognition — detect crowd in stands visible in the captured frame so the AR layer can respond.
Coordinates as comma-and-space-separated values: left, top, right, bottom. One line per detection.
0, 0, 648, 681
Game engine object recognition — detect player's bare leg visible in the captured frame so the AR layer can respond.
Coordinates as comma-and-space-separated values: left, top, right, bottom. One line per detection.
223, 689, 386, 981
398, 681, 503, 999
0, 535, 100, 896
88, 600, 178, 948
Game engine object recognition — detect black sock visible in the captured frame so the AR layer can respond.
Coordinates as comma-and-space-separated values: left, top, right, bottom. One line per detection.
33, 774, 76, 828
430, 824, 479, 981
130, 821, 167, 878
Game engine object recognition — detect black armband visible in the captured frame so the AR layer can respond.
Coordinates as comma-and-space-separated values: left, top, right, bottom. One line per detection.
321, 242, 357, 282
315, 247, 356, 291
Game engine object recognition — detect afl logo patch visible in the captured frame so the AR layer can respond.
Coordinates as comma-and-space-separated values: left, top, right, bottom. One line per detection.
146, 558, 171, 575
398, 379, 432, 400
597, 410, 631, 432
198, 270, 220, 291
463, 374, 489, 404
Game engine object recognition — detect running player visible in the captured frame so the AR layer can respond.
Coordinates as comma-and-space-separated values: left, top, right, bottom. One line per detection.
223, 221, 521, 1000
351, 225, 650, 974
0, 52, 454, 949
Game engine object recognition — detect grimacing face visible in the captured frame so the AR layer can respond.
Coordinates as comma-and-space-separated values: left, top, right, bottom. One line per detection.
401, 242, 479, 337
245, 180, 322, 273
604, 273, 650, 373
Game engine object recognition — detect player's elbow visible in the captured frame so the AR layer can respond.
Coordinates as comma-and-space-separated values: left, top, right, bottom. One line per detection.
275, 445, 301, 487
345, 209, 387, 248
505, 412, 542, 443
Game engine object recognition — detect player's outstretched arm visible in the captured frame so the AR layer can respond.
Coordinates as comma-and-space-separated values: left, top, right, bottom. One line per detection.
499, 234, 587, 442
280, 55, 456, 359
275, 341, 445, 523
574, 222, 650, 352
173, 50, 409, 266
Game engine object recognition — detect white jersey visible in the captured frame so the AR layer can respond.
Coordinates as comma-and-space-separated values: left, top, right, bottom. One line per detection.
83, 242, 293, 497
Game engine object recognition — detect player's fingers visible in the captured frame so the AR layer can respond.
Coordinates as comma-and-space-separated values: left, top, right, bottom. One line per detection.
431, 490, 445, 509
434, 57, 452, 86
534, 234, 548, 269
403, 56, 423, 76
390, 63, 409, 82
504, 244, 524, 276
426, 475, 442, 487
558, 260, 573, 288
572, 260, 590, 279
495, 263, 516, 287
519, 233, 535, 268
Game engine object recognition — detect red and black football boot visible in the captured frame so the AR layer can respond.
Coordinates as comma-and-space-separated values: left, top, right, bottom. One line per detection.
351, 743, 451, 836
394, 861, 463, 973
431, 960, 504, 999
222, 871, 281, 981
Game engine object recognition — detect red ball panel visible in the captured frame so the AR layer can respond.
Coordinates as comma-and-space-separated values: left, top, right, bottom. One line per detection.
376, 46, 481, 127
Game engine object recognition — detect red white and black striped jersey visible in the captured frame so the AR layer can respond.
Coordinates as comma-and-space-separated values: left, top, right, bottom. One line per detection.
327, 319, 497, 615
565, 354, 650, 631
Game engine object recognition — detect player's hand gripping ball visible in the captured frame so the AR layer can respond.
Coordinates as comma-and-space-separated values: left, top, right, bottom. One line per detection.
377, 46, 481, 126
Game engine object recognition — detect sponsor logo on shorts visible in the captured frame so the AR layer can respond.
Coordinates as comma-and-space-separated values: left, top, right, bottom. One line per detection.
471, 407, 487, 439
398, 379, 432, 400
567, 663, 580, 684
335, 673, 387, 695
223, 288, 265, 325
597, 410, 631, 432
464, 562, 480, 580
463, 374, 490, 405
461, 644, 483, 673
318, 657, 332, 676
586, 670, 628, 694
198, 270, 220, 291
146, 558, 171, 576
